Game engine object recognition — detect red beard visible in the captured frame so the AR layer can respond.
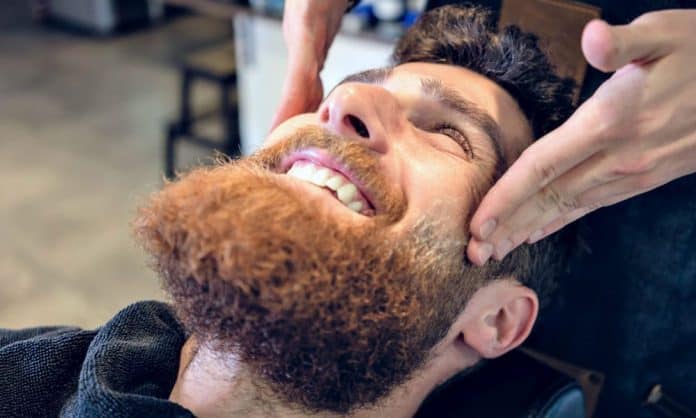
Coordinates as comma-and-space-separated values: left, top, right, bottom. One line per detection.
134, 127, 493, 414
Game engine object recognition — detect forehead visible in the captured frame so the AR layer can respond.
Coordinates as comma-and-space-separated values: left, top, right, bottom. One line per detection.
375, 62, 533, 161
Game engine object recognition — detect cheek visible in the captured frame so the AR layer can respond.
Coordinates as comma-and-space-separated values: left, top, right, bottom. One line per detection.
263, 114, 319, 148
399, 154, 478, 233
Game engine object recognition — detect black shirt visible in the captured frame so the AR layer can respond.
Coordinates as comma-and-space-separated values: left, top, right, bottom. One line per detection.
0, 301, 193, 418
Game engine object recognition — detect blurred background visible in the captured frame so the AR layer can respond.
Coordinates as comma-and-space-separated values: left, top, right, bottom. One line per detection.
0, 0, 424, 328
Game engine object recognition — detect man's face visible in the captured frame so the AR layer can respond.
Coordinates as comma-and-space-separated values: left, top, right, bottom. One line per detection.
135, 62, 532, 414
265, 62, 532, 238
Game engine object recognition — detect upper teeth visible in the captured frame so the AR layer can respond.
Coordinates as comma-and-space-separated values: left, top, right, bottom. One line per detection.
286, 161, 367, 214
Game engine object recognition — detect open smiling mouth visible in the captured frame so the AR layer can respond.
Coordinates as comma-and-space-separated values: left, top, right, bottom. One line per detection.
283, 158, 376, 217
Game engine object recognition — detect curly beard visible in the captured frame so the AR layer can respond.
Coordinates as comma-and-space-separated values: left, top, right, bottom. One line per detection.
133, 127, 492, 414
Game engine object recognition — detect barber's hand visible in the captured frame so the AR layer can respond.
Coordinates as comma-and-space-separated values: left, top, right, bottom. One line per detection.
468, 10, 696, 265
270, 0, 348, 130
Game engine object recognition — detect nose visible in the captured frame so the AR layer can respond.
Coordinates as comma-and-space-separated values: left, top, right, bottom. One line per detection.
318, 83, 401, 153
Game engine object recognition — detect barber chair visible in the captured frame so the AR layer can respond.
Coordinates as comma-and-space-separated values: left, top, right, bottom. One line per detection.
414, 348, 602, 418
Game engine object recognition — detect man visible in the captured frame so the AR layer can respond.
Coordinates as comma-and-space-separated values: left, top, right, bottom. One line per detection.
0, 6, 576, 418
276, 2, 696, 416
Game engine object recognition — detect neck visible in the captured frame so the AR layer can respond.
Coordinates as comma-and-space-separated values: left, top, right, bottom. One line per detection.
170, 338, 476, 418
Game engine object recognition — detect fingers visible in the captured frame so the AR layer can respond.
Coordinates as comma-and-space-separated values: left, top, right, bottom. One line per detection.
582, 17, 673, 73
272, 0, 346, 129
467, 239, 494, 267
573, 170, 666, 208
270, 92, 318, 131
470, 188, 629, 265
472, 164, 666, 263
469, 97, 605, 241
527, 187, 646, 245
468, 173, 661, 265
270, 53, 324, 130
271, 80, 323, 130
526, 206, 593, 244
483, 151, 619, 258
466, 10, 692, 265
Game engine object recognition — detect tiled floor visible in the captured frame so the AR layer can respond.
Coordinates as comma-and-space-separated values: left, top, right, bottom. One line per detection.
0, 13, 231, 328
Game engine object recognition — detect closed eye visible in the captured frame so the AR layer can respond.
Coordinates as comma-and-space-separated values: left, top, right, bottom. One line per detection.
434, 124, 474, 159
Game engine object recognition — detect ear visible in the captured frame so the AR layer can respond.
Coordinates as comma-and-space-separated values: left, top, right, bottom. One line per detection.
455, 280, 538, 359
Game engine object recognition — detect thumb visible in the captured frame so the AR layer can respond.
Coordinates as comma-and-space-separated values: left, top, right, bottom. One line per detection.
270, 91, 306, 131
581, 18, 671, 73
270, 66, 323, 131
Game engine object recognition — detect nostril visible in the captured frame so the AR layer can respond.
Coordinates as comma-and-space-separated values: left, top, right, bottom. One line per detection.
346, 115, 369, 138
319, 105, 330, 123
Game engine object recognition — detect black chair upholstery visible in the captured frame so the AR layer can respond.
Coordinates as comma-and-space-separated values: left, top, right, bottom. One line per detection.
414, 348, 592, 418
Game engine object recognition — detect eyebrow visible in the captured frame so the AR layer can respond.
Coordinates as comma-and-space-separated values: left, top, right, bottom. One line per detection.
335, 68, 506, 173
420, 77, 506, 170
338, 67, 394, 86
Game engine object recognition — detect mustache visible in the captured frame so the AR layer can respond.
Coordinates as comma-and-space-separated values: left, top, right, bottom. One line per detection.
251, 125, 407, 223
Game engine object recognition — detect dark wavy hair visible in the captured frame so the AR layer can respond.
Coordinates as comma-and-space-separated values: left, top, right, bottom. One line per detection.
393, 4, 576, 139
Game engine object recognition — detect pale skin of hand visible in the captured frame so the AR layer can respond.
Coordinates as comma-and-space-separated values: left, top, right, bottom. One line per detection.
270, 0, 348, 130
468, 10, 696, 265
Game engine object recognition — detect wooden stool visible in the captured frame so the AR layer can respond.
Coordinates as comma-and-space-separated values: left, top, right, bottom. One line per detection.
164, 41, 241, 178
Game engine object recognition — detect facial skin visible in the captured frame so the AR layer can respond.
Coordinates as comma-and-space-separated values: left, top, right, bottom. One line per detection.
137, 62, 538, 418
267, 62, 532, 233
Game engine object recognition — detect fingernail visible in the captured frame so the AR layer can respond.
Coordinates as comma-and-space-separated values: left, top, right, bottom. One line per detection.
528, 229, 544, 244
479, 219, 496, 239
496, 239, 513, 260
476, 243, 494, 264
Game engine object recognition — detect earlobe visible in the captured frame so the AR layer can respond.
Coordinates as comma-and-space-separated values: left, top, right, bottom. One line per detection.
459, 281, 539, 359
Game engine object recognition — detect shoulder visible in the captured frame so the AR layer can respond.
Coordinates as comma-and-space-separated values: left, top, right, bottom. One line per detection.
93, 300, 186, 343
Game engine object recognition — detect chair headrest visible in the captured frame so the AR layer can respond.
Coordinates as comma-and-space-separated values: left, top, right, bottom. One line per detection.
413, 349, 585, 418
